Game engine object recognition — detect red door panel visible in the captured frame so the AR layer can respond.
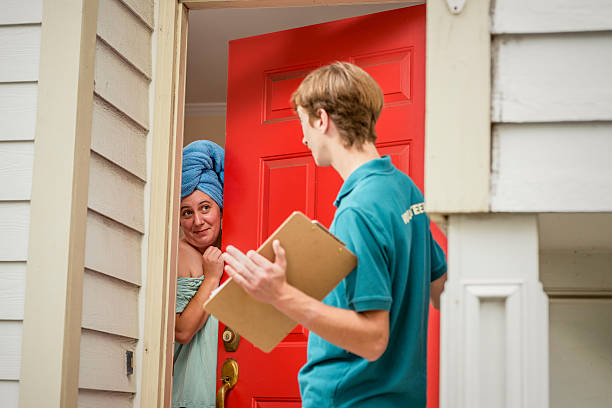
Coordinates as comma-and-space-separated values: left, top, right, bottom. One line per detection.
221, 6, 441, 407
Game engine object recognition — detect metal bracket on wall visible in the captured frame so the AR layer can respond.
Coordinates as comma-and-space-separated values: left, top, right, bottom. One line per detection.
446, 0, 466, 14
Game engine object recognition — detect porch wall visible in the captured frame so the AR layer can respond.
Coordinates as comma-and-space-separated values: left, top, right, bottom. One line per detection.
78, 0, 154, 406
490, 1, 612, 406
0, 1, 42, 405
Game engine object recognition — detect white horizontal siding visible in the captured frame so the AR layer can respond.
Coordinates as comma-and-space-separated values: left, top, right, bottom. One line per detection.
94, 39, 150, 128
82, 269, 139, 339
78, 389, 133, 408
88, 152, 145, 233
492, 0, 612, 34
539, 213, 612, 252
0, 141, 34, 200
0, 9, 40, 405
0, 321, 22, 380
492, 32, 612, 123
0, 380, 19, 408
98, 0, 152, 78
0, 202, 29, 261
0, 83, 38, 141
540, 251, 612, 296
79, 329, 137, 393
491, 123, 612, 212
0, 0, 42, 26
0, 25, 40, 83
91, 96, 147, 181
85, 211, 142, 285
550, 299, 612, 408
0, 262, 26, 320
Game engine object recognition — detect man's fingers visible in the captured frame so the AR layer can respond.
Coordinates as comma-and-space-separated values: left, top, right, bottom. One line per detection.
224, 265, 252, 292
246, 250, 272, 268
272, 240, 287, 270
223, 245, 258, 272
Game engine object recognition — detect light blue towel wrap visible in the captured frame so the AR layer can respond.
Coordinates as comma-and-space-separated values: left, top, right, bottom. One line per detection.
181, 141, 225, 208
173, 277, 218, 408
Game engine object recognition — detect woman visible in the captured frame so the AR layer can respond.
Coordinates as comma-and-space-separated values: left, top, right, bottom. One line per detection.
173, 140, 225, 408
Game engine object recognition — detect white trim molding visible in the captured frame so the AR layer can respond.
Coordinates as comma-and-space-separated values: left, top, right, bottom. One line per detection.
185, 102, 226, 117
441, 214, 549, 408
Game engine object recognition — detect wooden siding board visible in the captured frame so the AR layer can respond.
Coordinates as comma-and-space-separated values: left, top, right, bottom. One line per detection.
0, 380, 19, 408
0, 0, 43, 26
492, 0, 612, 34
85, 210, 142, 286
0, 202, 29, 261
0, 141, 34, 201
91, 96, 147, 181
0, 83, 38, 141
79, 329, 137, 392
94, 39, 150, 129
493, 33, 612, 123
0, 321, 22, 380
120, 0, 154, 30
0, 25, 41, 83
82, 269, 139, 339
78, 389, 134, 408
88, 152, 145, 233
539, 213, 612, 252
491, 123, 612, 212
0, 262, 26, 320
98, 0, 152, 78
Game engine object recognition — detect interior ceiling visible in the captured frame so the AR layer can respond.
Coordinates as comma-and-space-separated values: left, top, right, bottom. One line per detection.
185, 2, 412, 104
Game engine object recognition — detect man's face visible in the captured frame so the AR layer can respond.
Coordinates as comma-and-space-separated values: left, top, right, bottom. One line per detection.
297, 106, 330, 166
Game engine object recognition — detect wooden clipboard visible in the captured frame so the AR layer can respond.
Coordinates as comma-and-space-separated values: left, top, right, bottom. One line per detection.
204, 211, 357, 353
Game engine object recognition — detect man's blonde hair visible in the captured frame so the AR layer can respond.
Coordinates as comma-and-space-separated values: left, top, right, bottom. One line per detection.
291, 62, 384, 149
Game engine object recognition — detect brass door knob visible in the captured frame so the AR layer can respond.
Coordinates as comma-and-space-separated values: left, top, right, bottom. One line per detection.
222, 327, 240, 352
216, 358, 239, 408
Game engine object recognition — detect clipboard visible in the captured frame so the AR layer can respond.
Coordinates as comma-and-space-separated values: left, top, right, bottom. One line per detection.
204, 211, 357, 353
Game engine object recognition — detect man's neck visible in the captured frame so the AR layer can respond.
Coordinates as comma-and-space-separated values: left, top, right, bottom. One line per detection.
331, 142, 380, 181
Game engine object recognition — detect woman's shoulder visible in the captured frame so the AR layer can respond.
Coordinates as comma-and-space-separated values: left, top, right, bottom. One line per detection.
178, 239, 204, 278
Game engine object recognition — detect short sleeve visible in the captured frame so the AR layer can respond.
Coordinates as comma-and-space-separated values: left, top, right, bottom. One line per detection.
333, 208, 392, 312
429, 232, 447, 282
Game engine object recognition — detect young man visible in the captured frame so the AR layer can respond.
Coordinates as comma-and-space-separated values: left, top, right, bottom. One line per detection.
222, 62, 447, 407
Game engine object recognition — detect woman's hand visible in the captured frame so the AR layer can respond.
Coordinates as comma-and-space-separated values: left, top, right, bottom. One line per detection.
202, 246, 224, 282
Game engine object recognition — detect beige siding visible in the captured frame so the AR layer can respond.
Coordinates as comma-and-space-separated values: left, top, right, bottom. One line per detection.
79, 0, 153, 405
91, 96, 147, 181
79, 329, 137, 392
78, 390, 134, 408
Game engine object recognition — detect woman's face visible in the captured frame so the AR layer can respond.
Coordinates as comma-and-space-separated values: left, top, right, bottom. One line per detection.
180, 190, 221, 250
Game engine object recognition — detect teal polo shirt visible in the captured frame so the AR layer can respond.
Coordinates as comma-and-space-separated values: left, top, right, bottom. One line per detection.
298, 156, 447, 407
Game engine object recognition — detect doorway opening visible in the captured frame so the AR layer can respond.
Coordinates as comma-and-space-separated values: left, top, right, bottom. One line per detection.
173, 2, 420, 407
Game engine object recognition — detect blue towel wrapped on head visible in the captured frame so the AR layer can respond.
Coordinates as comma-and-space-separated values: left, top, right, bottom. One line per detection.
181, 140, 225, 208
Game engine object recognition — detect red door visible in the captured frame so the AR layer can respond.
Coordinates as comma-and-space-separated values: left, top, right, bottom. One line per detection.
220, 5, 442, 407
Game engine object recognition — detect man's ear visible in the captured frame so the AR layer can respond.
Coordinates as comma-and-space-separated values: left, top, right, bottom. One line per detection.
316, 108, 330, 133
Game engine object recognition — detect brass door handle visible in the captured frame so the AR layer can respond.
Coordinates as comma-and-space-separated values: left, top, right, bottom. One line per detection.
216, 358, 239, 408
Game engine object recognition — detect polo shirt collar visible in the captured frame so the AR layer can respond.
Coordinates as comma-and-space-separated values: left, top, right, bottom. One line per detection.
334, 155, 393, 207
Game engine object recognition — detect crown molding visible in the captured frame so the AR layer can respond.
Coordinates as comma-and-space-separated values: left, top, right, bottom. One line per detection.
185, 102, 227, 117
